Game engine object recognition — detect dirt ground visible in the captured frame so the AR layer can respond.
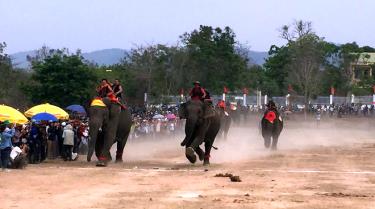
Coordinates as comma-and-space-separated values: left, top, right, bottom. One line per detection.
1, 117, 375, 209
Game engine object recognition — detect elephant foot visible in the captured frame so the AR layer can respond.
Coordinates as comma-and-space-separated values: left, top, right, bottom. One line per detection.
185, 147, 196, 164
203, 157, 210, 166
115, 158, 123, 163
96, 161, 107, 167
271, 146, 277, 151
195, 147, 205, 161
115, 153, 123, 163
87, 157, 91, 162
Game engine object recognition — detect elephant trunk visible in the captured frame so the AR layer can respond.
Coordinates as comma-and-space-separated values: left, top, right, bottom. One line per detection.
87, 122, 100, 162
183, 116, 198, 147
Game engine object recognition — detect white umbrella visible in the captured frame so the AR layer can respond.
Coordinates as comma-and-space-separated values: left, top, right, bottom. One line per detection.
152, 114, 165, 119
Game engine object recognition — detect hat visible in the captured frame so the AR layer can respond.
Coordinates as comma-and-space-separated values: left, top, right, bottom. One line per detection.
1, 120, 10, 125
193, 81, 201, 85
61, 122, 67, 126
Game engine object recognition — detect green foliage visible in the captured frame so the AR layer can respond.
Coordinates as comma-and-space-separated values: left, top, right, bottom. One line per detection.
263, 45, 290, 95
23, 50, 96, 107
0, 42, 30, 108
181, 25, 249, 93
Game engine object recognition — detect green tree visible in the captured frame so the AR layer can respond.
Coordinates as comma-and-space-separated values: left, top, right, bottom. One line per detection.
0, 42, 30, 108
24, 49, 96, 107
181, 25, 248, 93
263, 45, 290, 95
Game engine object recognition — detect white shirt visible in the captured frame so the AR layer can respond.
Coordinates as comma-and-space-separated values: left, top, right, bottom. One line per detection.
10, 147, 22, 160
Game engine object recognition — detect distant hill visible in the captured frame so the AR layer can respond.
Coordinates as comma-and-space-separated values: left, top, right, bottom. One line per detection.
248, 51, 268, 65
10, 48, 268, 69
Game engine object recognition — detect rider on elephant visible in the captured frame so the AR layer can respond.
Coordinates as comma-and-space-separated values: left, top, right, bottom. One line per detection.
189, 81, 207, 101
96, 79, 127, 109
97, 79, 114, 98
264, 100, 279, 124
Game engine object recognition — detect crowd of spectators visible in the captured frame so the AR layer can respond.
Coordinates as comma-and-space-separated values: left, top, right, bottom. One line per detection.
0, 120, 89, 171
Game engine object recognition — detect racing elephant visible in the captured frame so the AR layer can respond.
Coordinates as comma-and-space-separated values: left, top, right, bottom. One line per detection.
179, 100, 221, 165
216, 107, 231, 140
87, 97, 132, 166
261, 107, 283, 150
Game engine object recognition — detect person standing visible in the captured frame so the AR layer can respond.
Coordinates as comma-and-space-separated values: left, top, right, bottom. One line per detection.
47, 122, 57, 159
62, 124, 74, 161
0, 121, 15, 171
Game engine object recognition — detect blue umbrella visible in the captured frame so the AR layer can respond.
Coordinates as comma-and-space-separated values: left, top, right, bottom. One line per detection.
31, 112, 58, 122
66, 105, 86, 114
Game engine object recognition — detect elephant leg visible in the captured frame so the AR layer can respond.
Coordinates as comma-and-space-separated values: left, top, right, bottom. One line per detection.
203, 140, 213, 166
264, 135, 271, 149
181, 136, 189, 146
95, 131, 104, 159
185, 147, 196, 164
189, 120, 211, 149
203, 121, 220, 166
194, 146, 205, 161
271, 135, 279, 151
115, 132, 130, 162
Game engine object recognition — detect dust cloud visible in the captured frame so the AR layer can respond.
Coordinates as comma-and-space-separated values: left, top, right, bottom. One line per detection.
118, 116, 375, 164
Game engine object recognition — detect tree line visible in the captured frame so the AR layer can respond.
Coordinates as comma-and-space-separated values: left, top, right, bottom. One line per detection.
1, 21, 374, 108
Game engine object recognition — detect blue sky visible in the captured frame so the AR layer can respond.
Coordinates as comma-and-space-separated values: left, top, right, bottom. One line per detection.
0, 0, 373, 53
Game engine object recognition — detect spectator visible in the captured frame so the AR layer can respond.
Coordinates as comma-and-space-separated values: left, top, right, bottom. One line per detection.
47, 122, 58, 159
62, 124, 74, 161
0, 120, 15, 172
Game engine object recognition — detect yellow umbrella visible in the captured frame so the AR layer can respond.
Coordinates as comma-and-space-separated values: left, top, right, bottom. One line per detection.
25, 103, 69, 120
0, 105, 29, 124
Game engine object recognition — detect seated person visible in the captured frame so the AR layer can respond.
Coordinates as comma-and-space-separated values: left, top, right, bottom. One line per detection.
189, 81, 207, 101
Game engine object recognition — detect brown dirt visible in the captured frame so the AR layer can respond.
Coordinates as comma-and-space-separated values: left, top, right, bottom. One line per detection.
1, 118, 375, 209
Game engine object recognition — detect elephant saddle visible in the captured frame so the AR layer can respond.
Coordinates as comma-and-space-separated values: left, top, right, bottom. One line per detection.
91, 98, 106, 107
90, 97, 127, 110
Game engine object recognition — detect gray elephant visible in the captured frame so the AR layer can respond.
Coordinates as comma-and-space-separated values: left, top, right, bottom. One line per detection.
261, 101, 283, 150
179, 100, 221, 165
216, 107, 231, 140
87, 98, 132, 166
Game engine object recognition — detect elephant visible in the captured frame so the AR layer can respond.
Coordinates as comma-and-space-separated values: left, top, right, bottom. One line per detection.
261, 109, 283, 150
179, 100, 221, 165
87, 97, 132, 166
216, 107, 231, 140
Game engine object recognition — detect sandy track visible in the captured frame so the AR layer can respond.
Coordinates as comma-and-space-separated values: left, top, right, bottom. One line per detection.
1, 119, 375, 209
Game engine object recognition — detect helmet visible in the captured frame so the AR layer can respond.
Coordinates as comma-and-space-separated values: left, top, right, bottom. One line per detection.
193, 81, 201, 85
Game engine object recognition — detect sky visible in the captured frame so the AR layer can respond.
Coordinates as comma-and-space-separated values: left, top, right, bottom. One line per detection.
0, 0, 374, 54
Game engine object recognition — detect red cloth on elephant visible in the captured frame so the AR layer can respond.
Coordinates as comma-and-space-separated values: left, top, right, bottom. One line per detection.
218, 100, 226, 109
264, 111, 277, 123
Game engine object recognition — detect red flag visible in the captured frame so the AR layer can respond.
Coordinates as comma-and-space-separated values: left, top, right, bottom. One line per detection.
373, 85, 375, 94
223, 86, 229, 94
330, 87, 335, 95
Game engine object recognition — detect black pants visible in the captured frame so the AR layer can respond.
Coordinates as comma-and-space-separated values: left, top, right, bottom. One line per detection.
0, 147, 11, 169
64, 145, 73, 161
29, 141, 41, 164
